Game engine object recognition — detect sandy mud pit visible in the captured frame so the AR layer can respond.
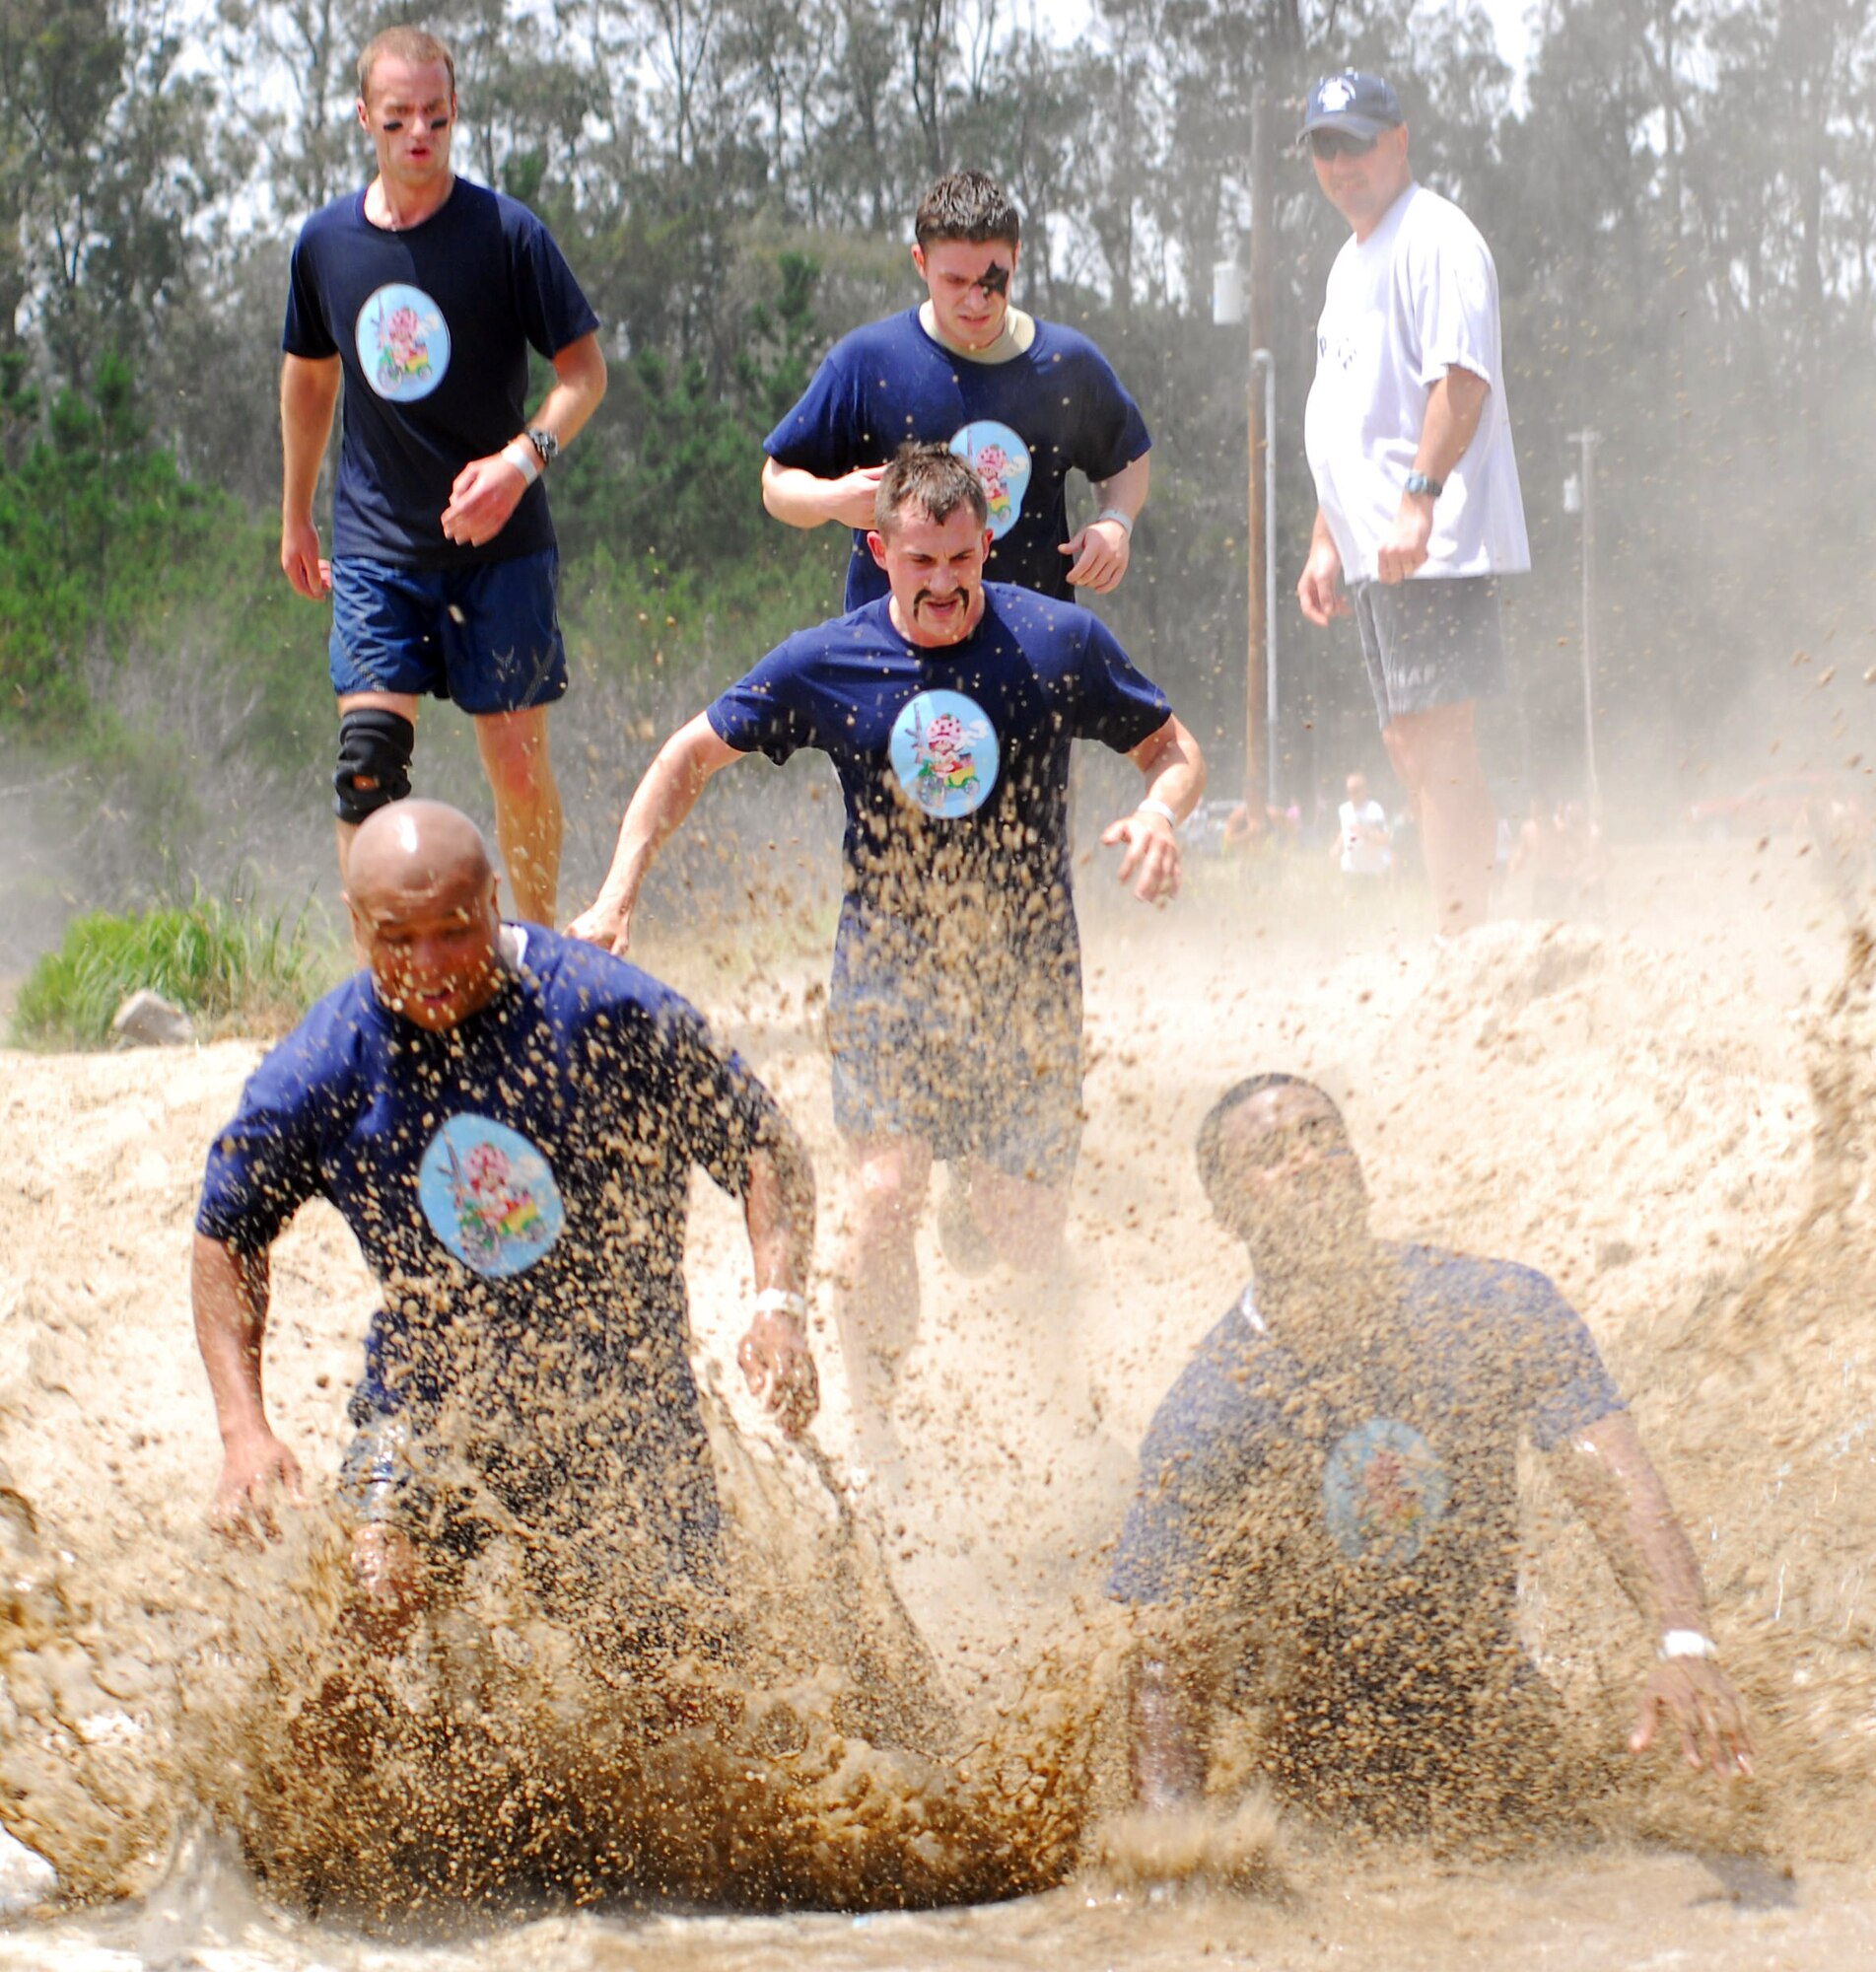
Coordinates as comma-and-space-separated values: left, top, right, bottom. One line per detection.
1, 837, 1873, 1966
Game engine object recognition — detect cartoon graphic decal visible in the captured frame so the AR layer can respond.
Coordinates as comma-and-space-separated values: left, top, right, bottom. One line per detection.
949, 420, 1032, 539
1320, 1417, 1451, 1566
356, 283, 451, 402
417, 1114, 565, 1277
887, 689, 1001, 819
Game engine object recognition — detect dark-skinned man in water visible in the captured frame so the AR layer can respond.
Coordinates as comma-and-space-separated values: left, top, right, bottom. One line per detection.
1110, 1076, 1754, 1833
193, 801, 817, 1660
571, 443, 1205, 1476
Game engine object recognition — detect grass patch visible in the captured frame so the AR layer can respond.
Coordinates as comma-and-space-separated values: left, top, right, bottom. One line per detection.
11, 883, 335, 1050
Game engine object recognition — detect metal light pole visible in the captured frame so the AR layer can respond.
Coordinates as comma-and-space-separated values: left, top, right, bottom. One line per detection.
1563, 430, 1600, 811
1214, 271, 1279, 822
1253, 347, 1278, 809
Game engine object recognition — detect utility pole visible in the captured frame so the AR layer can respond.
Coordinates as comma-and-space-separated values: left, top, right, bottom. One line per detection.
1564, 430, 1600, 812
1245, 80, 1280, 825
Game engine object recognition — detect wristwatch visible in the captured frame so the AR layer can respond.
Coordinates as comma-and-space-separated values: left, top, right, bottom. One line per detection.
526, 427, 560, 470
1404, 469, 1443, 498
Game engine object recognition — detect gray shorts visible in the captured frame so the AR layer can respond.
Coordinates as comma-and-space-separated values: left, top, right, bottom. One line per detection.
1353, 576, 1503, 730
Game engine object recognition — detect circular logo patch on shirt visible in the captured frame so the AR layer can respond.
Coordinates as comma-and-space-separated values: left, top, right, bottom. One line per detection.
356, 283, 451, 400
1321, 1417, 1451, 1566
949, 420, 1032, 539
417, 1114, 564, 1278
888, 688, 1000, 818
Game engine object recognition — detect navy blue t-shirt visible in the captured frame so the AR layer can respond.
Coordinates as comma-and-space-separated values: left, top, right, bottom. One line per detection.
195, 927, 776, 1421
1109, 1247, 1625, 1660
764, 309, 1151, 608
706, 584, 1170, 1010
283, 179, 599, 568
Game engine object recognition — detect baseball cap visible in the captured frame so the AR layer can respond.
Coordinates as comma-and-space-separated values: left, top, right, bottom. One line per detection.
1299, 72, 1404, 142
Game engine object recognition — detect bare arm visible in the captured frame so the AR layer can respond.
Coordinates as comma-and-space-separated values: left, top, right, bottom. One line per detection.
1064, 449, 1152, 594
1375, 364, 1490, 584
734, 1117, 819, 1436
1100, 713, 1208, 903
567, 712, 743, 950
1552, 1408, 1754, 1776
279, 354, 341, 600
192, 1232, 305, 1534
760, 454, 887, 531
441, 329, 609, 548
1296, 506, 1348, 626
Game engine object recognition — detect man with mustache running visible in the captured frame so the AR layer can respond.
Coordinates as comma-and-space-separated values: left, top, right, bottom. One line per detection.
572, 443, 1204, 1471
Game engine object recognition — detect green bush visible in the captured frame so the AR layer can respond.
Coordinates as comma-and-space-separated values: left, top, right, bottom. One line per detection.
12, 885, 333, 1050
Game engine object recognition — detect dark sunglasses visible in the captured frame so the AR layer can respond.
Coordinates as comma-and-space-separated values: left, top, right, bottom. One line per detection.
1308, 129, 1379, 161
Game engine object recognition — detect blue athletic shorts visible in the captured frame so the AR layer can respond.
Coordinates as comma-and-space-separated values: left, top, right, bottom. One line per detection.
328, 549, 570, 716
1352, 575, 1503, 731
826, 976, 1084, 1185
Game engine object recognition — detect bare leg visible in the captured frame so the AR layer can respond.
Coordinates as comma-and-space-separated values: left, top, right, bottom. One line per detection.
474, 705, 563, 926
1384, 699, 1494, 935
1130, 1646, 1210, 1811
836, 1135, 933, 1465
347, 1522, 425, 1650
961, 1162, 1071, 1272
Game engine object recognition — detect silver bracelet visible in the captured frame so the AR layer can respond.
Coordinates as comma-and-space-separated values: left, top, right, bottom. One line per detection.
1095, 505, 1135, 535
1658, 1629, 1719, 1660
1137, 797, 1178, 828
753, 1287, 807, 1319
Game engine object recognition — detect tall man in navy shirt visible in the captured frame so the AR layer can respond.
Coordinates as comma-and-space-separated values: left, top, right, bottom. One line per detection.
571, 445, 1204, 1465
1112, 1076, 1754, 1830
280, 25, 608, 926
762, 171, 1152, 610
194, 801, 817, 1657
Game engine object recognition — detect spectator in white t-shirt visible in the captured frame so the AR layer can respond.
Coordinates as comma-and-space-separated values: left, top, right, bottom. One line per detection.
1294, 72, 1529, 938
1334, 770, 1393, 880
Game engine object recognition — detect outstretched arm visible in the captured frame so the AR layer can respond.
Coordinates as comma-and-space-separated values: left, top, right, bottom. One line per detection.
1101, 714, 1208, 903
735, 1113, 819, 1437
568, 713, 742, 950
192, 1232, 305, 1536
1551, 1409, 1754, 1777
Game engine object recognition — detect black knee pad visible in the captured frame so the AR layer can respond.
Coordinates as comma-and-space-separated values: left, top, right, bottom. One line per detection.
334, 709, 415, 824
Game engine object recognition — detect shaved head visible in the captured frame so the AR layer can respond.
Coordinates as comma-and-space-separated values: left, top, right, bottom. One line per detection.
347, 799, 493, 912
346, 802, 504, 1031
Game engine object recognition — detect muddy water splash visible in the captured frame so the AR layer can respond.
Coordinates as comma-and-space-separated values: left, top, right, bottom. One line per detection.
3, 883, 1875, 1960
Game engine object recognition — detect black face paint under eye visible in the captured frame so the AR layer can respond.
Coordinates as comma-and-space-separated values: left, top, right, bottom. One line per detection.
973, 261, 1010, 298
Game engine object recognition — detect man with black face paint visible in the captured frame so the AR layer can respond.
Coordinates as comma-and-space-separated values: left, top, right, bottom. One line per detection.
762, 170, 1153, 609
572, 445, 1204, 1473
1110, 1076, 1754, 1832
279, 25, 607, 928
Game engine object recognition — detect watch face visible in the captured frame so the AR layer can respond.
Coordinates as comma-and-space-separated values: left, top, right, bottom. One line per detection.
529, 428, 560, 462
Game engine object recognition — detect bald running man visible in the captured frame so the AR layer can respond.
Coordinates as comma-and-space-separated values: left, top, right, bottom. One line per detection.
1113, 1076, 1753, 1830
193, 801, 815, 1658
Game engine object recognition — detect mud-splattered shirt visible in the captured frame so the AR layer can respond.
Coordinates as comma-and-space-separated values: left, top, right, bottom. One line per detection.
283, 179, 598, 568
1109, 1246, 1625, 1686
707, 583, 1171, 1020
196, 927, 776, 1423
764, 307, 1150, 608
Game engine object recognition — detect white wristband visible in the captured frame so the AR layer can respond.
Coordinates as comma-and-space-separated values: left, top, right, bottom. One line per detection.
1095, 505, 1135, 536
501, 438, 541, 487
754, 1288, 807, 1320
1658, 1629, 1719, 1660
1137, 798, 1178, 829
